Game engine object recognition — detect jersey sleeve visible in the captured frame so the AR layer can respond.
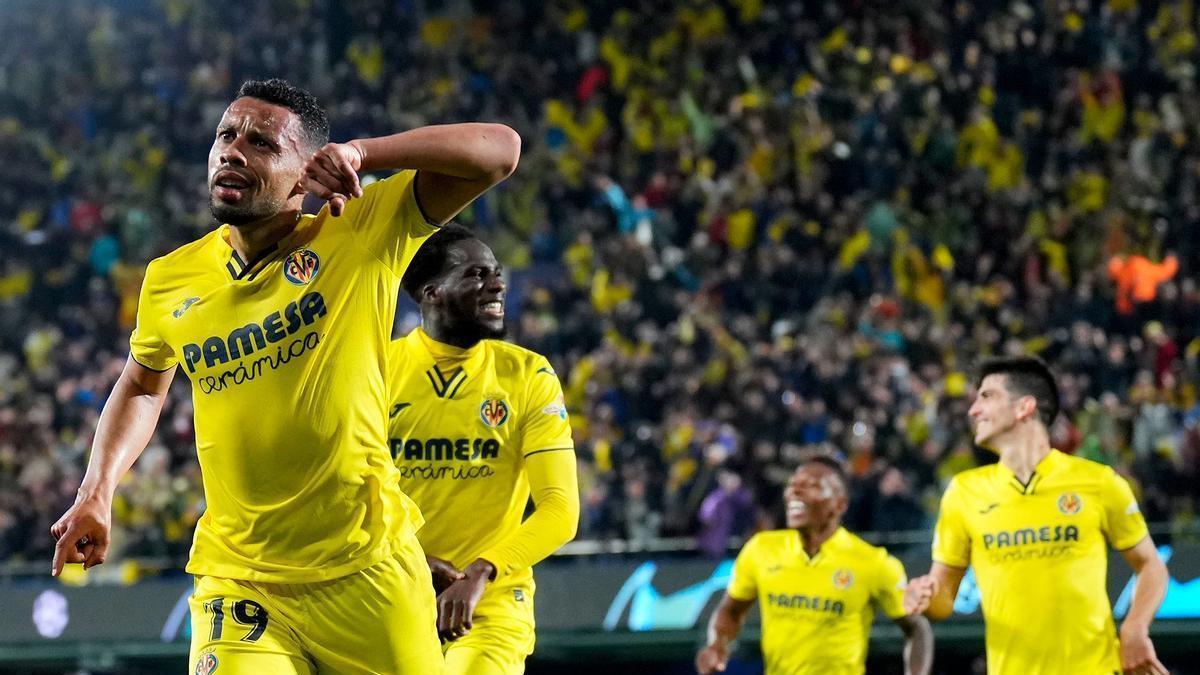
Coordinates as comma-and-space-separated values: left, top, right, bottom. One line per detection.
726, 534, 760, 601
1100, 468, 1149, 551
128, 260, 176, 371
520, 357, 574, 456
337, 169, 439, 277
871, 552, 909, 619
931, 478, 971, 568
476, 444, 579, 579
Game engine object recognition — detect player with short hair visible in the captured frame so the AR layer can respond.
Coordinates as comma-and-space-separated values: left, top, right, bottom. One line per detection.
904, 356, 1169, 675
696, 457, 932, 675
389, 225, 579, 674
50, 78, 521, 674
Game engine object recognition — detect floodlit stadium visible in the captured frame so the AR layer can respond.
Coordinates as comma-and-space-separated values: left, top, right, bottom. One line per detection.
2, 1, 1200, 673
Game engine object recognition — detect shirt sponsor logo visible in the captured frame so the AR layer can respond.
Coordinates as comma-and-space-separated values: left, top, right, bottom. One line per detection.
982, 525, 1079, 550
480, 398, 510, 428
391, 437, 502, 480
1058, 492, 1083, 515
181, 292, 327, 393
283, 248, 320, 285
766, 593, 845, 616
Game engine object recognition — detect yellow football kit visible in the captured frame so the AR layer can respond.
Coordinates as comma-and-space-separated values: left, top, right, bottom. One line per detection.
130, 170, 442, 673
388, 328, 579, 675
727, 528, 909, 675
932, 449, 1149, 675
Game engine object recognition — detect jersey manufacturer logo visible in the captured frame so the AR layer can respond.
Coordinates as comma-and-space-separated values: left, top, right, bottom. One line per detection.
173, 296, 201, 318
832, 569, 854, 589
283, 248, 320, 285
480, 398, 510, 428
765, 564, 783, 574
389, 402, 411, 418
194, 651, 219, 675
1058, 492, 1083, 515
978, 502, 1000, 514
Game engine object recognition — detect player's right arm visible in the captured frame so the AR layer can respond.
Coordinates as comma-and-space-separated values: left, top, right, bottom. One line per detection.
696, 593, 754, 674
905, 478, 970, 620
51, 357, 175, 576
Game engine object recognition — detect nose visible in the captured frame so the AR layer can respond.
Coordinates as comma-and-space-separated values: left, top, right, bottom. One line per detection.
968, 399, 982, 418
486, 270, 506, 292
220, 138, 248, 167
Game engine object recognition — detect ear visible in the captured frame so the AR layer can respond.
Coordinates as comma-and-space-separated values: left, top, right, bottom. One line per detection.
422, 283, 441, 305
1016, 395, 1039, 422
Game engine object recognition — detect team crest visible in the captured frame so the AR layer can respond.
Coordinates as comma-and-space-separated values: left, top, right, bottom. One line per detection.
1058, 492, 1083, 515
283, 248, 320, 285
194, 651, 219, 675
832, 569, 854, 589
480, 398, 510, 428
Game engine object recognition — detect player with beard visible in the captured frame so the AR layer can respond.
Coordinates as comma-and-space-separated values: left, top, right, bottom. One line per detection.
50, 79, 521, 674
696, 457, 932, 675
904, 356, 1168, 675
388, 225, 579, 675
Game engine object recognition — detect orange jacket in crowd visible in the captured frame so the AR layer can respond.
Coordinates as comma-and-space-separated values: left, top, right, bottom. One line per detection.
1107, 254, 1178, 315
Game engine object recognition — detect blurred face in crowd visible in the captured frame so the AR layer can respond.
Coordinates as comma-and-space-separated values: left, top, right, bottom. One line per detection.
208, 97, 307, 226
784, 462, 846, 530
428, 239, 507, 343
968, 373, 1036, 450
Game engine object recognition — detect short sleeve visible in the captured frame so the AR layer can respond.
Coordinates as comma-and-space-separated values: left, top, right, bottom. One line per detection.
520, 357, 574, 456
337, 170, 439, 277
931, 479, 971, 568
726, 534, 760, 601
128, 261, 176, 371
871, 553, 909, 619
1101, 469, 1149, 551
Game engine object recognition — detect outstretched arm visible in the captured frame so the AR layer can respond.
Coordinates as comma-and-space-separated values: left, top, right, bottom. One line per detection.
696, 594, 754, 674
51, 357, 175, 575
1118, 536, 1169, 675
893, 614, 933, 675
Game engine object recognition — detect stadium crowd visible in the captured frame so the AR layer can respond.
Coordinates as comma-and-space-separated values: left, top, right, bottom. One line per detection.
2, 0, 1200, 567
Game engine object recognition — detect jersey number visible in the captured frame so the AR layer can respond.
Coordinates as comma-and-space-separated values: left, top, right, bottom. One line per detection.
204, 598, 269, 642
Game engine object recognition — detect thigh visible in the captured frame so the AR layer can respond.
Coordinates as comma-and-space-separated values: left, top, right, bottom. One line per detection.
443, 613, 534, 675
304, 537, 443, 675
189, 576, 314, 675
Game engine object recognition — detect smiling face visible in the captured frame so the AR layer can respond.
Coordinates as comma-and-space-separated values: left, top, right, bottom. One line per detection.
783, 462, 847, 530
207, 97, 307, 226
427, 238, 507, 344
968, 373, 1033, 450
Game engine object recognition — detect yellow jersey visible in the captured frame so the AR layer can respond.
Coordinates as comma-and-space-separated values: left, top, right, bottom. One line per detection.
932, 449, 1149, 675
388, 328, 577, 590
727, 528, 908, 675
129, 170, 435, 583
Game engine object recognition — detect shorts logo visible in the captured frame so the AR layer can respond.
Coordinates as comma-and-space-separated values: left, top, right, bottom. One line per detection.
194, 652, 219, 675
1058, 492, 1083, 515
832, 569, 854, 589
480, 398, 509, 428
514, 589, 525, 602
283, 248, 320, 285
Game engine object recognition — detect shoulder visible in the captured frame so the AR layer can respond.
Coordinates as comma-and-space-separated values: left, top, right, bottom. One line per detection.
838, 529, 890, 561
945, 463, 998, 492
1056, 451, 1115, 479
744, 529, 788, 553
146, 230, 220, 278
486, 340, 557, 376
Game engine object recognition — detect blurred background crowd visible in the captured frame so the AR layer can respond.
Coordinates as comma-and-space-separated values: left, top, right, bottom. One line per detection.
2, 0, 1200, 570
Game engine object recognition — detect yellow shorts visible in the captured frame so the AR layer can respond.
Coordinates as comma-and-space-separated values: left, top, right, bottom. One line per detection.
442, 578, 535, 675
188, 536, 442, 675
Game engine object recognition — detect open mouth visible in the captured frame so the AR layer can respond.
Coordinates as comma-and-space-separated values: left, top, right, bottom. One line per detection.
480, 300, 504, 318
786, 499, 807, 518
212, 171, 252, 200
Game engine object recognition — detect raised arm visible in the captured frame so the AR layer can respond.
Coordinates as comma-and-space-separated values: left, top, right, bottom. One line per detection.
696, 594, 755, 674
1118, 536, 1169, 675
51, 357, 175, 575
302, 123, 521, 222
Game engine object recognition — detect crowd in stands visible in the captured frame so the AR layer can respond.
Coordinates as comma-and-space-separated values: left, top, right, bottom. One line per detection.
2, 0, 1200, 569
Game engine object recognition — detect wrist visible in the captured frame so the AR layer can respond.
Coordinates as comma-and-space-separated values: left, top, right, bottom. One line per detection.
76, 483, 114, 505
347, 139, 369, 171
466, 558, 496, 581
1120, 620, 1150, 637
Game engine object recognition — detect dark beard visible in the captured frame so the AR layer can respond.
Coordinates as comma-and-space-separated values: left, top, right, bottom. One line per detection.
210, 195, 282, 226
445, 311, 506, 344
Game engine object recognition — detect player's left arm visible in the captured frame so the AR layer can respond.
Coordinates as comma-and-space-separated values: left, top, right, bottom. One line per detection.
876, 553, 933, 675
302, 123, 521, 222
1117, 537, 1169, 675
1102, 468, 1169, 675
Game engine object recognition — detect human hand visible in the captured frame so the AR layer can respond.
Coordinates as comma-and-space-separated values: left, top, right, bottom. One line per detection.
301, 141, 365, 217
1119, 622, 1168, 675
903, 575, 939, 616
695, 643, 731, 674
436, 559, 494, 642
50, 493, 112, 576
426, 554, 465, 594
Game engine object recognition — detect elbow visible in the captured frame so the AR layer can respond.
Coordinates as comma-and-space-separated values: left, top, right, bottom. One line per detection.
485, 124, 521, 182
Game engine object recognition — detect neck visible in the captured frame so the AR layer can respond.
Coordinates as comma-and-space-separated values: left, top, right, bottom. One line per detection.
996, 427, 1052, 482
227, 209, 301, 261
422, 315, 481, 350
797, 521, 840, 557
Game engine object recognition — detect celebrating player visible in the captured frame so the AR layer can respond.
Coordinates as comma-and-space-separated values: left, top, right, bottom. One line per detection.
388, 225, 579, 674
904, 356, 1169, 675
50, 78, 520, 674
696, 457, 932, 675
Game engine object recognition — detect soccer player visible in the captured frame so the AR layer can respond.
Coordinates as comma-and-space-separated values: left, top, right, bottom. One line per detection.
904, 356, 1169, 675
49, 78, 521, 674
388, 225, 579, 675
696, 457, 932, 675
